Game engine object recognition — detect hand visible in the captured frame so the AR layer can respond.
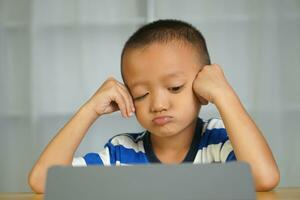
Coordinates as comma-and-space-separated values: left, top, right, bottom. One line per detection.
85, 77, 135, 118
192, 64, 234, 104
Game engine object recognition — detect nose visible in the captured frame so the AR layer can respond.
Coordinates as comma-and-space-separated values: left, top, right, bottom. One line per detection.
150, 90, 170, 113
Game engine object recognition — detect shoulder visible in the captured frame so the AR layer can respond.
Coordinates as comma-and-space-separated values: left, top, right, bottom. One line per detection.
73, 131, 148, 167
105, 131, 149, 165
195, 118, 236, 163
108, 131, 146, 146
106, 131, 147, 153
203, 118, 225, 130
200, 118, 229, 146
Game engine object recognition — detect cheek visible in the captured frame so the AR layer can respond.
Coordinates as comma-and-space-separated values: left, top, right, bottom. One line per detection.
134, 106, 151, 130
179, 87, 200, 108
134, 102, 147, 119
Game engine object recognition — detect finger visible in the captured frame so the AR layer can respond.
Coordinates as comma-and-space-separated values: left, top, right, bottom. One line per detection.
116, 82, 134, 107
116, 82, 135, 113
116, 86, 133, 117
112, 92, 129, 118
118, 83, 135, 112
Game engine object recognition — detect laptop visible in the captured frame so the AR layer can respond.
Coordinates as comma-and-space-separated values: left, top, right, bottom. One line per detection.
45, 161, 255, 200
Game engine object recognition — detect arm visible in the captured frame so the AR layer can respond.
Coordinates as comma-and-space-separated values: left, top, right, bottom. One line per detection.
28, 78, 135, 193
215, 87, 280, 191
193, 64, 280, 191
28, 104, 97, 194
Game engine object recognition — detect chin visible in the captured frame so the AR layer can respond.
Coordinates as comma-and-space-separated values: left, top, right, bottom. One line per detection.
148, 125, 179, 137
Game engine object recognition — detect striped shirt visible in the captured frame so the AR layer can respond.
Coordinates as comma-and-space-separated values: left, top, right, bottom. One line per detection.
72, 118, 236, 166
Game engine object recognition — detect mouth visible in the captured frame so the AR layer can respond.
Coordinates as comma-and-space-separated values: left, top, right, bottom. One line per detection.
152, 116, 173, 126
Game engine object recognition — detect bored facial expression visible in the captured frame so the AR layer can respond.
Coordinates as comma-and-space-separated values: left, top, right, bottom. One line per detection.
122, 41, 202, 137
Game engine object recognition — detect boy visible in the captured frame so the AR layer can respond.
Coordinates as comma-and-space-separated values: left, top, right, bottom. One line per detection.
28, 19, 280, 193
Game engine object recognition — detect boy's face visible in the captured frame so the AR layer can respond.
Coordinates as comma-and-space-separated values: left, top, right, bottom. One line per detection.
122, 41, 202, 138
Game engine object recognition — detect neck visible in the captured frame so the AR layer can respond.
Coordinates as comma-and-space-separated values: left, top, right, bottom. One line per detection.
150, 118, 198, 163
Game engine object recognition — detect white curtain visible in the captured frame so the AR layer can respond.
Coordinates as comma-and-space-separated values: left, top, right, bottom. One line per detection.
0, 0, 299, 192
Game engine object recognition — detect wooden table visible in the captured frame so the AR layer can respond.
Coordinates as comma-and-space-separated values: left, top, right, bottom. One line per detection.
0, 187, 299, 200
256, 187, 300, 200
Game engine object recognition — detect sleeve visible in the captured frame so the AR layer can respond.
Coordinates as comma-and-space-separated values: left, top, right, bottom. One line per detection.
201, 118, 237, 163
72, 146, 111, 167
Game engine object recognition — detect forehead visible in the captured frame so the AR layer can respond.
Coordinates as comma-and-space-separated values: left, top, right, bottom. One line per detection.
122, 41, 200, 88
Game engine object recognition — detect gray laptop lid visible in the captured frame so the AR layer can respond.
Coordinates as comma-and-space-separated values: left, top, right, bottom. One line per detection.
45, 161, 255, 200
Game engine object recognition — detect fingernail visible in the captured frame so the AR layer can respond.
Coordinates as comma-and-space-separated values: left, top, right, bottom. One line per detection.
128, 112, 133, 117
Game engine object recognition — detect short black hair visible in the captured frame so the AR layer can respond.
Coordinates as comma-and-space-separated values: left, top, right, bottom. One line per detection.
121, 19, 211, 82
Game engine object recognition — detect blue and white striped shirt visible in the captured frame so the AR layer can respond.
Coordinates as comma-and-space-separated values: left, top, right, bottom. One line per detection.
72, 118, 236, 166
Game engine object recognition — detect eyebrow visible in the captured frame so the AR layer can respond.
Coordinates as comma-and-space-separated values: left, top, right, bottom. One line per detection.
130, 71, 186, 89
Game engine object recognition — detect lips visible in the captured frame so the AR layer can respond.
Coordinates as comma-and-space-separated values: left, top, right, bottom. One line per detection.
152, 116, 172, 126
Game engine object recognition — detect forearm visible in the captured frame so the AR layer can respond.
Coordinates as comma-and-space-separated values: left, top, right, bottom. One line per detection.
28, 103, 98, 193
214, 89, 280, 191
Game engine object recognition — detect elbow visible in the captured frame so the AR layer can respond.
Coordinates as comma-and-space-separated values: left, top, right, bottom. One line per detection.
28, 167, 45, 194
255, 167, 280, 192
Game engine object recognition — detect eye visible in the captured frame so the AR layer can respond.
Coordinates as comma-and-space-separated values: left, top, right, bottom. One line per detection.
169, 85, 183, 93
134, 93, 148, 101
